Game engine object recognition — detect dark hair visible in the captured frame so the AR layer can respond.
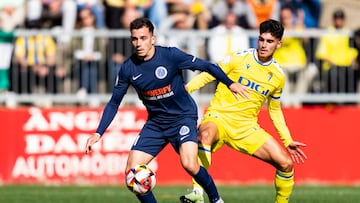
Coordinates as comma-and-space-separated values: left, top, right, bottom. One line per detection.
259, 19, 284, 40
130, 17, 155, 34
333, 9, 345, 19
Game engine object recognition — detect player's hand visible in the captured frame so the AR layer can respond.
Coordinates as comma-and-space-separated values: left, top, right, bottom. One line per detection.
85, 133, 101, 154
229, 83, 249, 100
287, 141, 307, 164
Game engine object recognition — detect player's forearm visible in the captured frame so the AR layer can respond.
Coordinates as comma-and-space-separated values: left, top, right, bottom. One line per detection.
268, 101, 293, 147
96, 102, 119, 136
206, 63, 234, 88
186, 72, 215, 93
96, 87, 124, 136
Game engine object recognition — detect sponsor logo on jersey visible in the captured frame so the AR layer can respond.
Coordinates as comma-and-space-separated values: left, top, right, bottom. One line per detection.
192, 56, 197, 62
142, 84, 174, 100
238, 76, 270, 96
132, 74, 143, 80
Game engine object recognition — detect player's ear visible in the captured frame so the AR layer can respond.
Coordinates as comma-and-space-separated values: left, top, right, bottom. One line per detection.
152, 36, 156, 45
276, 40, 282, 49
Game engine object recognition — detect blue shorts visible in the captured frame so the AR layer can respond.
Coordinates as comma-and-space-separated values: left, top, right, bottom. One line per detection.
131, 117, 198, 156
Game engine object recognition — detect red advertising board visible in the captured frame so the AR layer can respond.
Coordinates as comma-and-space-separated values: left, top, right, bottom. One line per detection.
0, 106, 359, 185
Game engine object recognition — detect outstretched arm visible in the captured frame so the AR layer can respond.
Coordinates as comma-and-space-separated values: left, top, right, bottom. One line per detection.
186, 66, 249, 99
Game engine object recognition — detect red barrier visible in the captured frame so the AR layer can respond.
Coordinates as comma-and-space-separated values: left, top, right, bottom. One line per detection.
0, 106, 359, 185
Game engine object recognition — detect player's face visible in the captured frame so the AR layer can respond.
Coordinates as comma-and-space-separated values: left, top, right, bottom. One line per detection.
131, 26, 156, 61
257, 32, 281, 63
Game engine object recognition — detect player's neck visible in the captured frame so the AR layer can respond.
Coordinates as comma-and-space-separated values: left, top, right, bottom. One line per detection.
255, 50, 273, 64
142, 46, 156, 61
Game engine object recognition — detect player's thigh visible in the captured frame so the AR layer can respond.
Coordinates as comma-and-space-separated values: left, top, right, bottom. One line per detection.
226, 128, 271, 155
253, 137, 292, 170
126, 150, 155, 172
198, 121, 220, 145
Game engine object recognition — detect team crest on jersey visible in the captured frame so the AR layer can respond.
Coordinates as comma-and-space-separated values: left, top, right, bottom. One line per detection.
267, 72, 273, 81
155, 66, 167, 79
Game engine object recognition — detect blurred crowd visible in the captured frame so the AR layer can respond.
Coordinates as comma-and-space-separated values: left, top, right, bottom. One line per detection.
0, 0, 360, 106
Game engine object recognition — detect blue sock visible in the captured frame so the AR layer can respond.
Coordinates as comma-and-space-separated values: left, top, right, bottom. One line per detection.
193, 166, 220, 203
136, 191, 157, 203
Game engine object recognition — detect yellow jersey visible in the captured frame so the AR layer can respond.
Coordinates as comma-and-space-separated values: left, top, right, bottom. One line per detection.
14, 35, 56, 66
186, 48, 293, 147
316, 26, 358, 70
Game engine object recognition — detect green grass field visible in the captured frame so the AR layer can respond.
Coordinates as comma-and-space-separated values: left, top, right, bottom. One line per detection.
0, 184, 359, 203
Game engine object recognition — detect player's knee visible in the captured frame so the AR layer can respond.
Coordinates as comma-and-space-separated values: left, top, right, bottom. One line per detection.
198, 130, 213, 145
182, 160, 199, 175
279, 158, 293, 172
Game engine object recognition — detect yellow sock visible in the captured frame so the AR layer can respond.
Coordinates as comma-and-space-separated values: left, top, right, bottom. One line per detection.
192, 144, 212, 193
275, 169, 294, 203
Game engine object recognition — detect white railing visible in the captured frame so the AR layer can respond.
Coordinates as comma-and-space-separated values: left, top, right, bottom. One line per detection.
0, 28, 359, 107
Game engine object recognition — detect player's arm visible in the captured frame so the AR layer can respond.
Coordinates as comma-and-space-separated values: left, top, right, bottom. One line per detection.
85, 86, 126, 154
268, 97, 307, 163
186, 54, 249, 99
186, 71, 215, 94
267, 97, 293, 147
173, 48, 247, 96
186, 55, 235, 93
85, 71, 129, 154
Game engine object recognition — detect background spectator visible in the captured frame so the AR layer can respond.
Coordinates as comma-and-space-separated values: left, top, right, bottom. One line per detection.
0, 0, 25, 32
158, 3, 195, 51
103, 0, 127, 29
274, 4, 318, 106
106, 5, 139, 90
76, 0, 105, 29
316, 8, 358, 94
135, 0, 168, 28
280, 0, 322, 28
0, 29, 14, 92
25, 0, 77, 43
207, 12, 249, 63
280, 0, 322, 65
13, 23, 62, 94
74, 8, 103, 96
247, 0, 281, 28
209, 0, 257, 29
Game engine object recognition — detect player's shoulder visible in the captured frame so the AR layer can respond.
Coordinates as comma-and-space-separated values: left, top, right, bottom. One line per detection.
271, 59, 285, 76
156, 45, 179, 53
233, 48, 255, 57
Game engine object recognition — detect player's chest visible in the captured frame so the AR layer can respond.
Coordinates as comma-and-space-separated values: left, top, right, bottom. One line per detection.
232, 64, 280, 95
128, 65, 178, 90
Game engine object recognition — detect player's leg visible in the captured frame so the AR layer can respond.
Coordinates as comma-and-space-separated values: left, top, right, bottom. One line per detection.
126, 120, 165, 203
252, 137, 294, 203
179, 141, 223, 203
126, 149, 157, 203
180, 121, 221, 203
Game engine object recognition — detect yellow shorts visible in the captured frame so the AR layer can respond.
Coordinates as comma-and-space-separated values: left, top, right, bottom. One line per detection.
201, 111, 272, 155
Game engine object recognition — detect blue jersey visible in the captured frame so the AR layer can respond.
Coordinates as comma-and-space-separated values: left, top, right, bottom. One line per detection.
96, 46, 234, 135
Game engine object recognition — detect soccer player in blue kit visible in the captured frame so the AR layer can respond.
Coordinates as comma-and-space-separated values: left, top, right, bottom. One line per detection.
84, 17, 247, 203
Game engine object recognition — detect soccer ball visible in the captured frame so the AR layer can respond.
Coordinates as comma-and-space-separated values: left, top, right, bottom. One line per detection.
125, 164, 156, 195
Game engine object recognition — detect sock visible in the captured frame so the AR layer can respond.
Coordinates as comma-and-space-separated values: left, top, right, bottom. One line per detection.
136, 191, 157, 203
192, 144, 212, 194
193, 166, 220, 203
275, 169, 294, 203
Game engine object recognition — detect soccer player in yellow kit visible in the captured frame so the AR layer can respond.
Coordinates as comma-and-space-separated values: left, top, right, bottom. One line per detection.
180, 19, 307, 203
